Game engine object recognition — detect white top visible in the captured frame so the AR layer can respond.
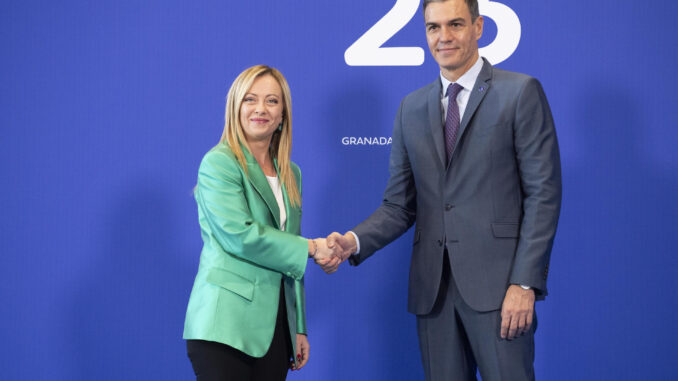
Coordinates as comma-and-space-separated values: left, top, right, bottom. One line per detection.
439, 55, 484, 122
265, 175, 287, 231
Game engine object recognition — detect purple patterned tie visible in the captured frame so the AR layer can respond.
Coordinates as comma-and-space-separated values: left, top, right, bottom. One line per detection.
445, 83, 464, 162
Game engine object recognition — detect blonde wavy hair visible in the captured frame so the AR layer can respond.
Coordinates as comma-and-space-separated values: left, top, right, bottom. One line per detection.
220, 65, 300, 207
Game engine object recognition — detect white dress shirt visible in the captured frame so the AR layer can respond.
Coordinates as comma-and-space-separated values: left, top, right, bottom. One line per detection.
440, 55, 484, 122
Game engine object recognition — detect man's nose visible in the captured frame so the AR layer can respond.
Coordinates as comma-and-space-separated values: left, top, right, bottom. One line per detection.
440, 26, 454, 42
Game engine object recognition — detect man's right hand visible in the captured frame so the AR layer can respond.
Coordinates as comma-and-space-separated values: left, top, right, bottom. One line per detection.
308, 232, 357, 274
326, 232, 357, 262
311, 238, 344, 274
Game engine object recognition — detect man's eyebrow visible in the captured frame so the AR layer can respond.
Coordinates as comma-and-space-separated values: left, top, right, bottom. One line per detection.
426, 17, 466, 27
447, 17, 466, 23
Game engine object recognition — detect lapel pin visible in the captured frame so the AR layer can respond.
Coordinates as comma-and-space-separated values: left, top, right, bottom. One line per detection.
478, 86, 485, 92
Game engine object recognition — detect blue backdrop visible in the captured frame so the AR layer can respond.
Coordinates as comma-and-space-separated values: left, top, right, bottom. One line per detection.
2, 1, 677, 379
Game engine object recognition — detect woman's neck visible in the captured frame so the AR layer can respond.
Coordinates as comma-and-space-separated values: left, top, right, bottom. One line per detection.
248, 139, 276, 177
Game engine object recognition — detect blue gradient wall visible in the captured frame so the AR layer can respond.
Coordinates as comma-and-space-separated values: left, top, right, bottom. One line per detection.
1, 1, 676, 379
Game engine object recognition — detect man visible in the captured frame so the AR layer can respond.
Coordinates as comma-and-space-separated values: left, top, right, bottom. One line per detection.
325, 0, 561, 379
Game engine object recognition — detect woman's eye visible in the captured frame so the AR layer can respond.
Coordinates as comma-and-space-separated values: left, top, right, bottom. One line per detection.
267, 99, 279, 104
244, 97, 255, 102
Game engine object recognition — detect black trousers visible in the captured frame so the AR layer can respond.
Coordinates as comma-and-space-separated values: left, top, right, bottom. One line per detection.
187, 286, 293, 381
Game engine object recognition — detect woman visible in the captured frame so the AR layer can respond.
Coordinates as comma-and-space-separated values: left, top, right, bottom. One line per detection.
183, 65, 336, 380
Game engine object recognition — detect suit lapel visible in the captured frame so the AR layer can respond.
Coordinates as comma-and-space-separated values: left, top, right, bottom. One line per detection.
244, 149, 281, 229
427, 79, 446, 168
455, 58, 493, 151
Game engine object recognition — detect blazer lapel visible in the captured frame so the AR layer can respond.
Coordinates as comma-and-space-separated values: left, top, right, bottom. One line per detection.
274, 159, 300, 233
455, 58, 493, 149
427, 78, 446, 168
244, 149, 281, 229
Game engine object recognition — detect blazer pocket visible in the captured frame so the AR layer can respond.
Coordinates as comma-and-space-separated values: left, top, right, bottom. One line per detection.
206, 268, 255, 301
491, 223, 520, 238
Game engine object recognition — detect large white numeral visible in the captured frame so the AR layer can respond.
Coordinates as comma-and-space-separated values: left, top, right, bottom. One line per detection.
344, 0, 424, 66
478, 0, 521, 65
345, 0, 521, 67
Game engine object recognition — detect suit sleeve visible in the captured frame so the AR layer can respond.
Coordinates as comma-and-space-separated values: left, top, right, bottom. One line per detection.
350, 99, 417, 265
509, 78, 562, 294
196, 150, 309, 280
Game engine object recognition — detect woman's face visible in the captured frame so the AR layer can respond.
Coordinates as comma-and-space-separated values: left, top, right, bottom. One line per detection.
239, 74, 284, 145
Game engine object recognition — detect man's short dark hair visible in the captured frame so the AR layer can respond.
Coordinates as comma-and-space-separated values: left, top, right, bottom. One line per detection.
422, 0, 480, 22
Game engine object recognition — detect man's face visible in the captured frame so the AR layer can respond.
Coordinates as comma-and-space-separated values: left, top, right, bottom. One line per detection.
425, 0, 483, 79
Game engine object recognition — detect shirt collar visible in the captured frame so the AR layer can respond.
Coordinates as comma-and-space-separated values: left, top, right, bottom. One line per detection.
440, 55, 484, 97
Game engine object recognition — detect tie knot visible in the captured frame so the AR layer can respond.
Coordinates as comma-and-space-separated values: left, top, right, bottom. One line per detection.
446, 83, 464, 99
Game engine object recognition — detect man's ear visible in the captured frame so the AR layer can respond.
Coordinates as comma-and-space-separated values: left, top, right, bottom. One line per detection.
474, 15, 484, 41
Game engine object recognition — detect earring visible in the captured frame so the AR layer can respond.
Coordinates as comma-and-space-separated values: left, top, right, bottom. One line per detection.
277, 123, 283, 131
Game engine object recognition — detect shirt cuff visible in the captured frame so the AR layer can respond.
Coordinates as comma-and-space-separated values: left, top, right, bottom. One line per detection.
348, 231, 360, 255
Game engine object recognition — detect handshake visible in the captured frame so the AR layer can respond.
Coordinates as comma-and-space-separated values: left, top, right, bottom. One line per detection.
308, 232, 357, 274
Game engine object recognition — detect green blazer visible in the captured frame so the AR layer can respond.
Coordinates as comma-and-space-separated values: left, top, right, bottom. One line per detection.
183, 143, 309, 359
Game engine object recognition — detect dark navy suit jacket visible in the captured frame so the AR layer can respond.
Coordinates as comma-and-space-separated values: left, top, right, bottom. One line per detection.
350, 58, 562, 314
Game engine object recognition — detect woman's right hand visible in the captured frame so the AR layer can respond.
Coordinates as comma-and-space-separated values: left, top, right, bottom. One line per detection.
309, 238, 342, 274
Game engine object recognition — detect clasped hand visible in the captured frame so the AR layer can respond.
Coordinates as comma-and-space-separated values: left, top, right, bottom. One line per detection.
310, 232, 357, 274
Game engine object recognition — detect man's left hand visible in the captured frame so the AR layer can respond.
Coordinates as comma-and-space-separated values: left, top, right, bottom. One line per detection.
500, 285, 535, 340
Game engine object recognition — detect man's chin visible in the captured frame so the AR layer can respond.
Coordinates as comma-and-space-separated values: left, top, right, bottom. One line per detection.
435, 53, 456, 62
434, 55, 460, 67
438, 62, 462, 73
